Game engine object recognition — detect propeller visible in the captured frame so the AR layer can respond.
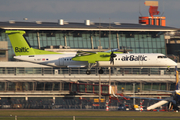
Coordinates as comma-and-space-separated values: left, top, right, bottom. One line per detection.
110, 51, 117, 65
123, 47, 127, 53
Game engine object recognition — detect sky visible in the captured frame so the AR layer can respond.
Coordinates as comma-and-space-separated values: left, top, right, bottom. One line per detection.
0, 0, 180, 28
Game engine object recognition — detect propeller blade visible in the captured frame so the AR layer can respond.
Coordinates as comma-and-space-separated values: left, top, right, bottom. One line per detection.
123, 47, 127, 53
110, 51, 117, 65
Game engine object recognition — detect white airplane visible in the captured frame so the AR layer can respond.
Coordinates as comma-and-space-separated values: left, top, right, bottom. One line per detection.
6, 30, 177, 75
115, 67, 180, 111
146, 69, 180, 111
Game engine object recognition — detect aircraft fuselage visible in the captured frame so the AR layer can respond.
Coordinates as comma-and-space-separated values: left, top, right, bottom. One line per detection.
14, 53, 177, 68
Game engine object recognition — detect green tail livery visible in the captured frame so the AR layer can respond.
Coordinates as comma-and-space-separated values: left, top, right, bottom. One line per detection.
6, 30, 60, 56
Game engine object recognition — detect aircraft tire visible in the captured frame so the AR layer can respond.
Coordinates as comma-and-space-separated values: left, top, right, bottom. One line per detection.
98, 69, 104, 74
86, 70, 91, 75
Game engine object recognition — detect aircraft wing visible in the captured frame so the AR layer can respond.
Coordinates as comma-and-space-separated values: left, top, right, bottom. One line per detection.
72, 50, 111, 63
105, 48, 119, 53
76, 51, 96, 56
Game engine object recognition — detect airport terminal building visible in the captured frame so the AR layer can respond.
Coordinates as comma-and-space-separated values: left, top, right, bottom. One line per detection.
0, 20, 179, 109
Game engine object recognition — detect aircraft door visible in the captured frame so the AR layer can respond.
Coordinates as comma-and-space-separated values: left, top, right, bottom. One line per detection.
59, 58, 64, 65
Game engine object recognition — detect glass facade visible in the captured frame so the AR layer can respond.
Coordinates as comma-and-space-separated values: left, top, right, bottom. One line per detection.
0, 30, 166, 60
0, 81, 174, 92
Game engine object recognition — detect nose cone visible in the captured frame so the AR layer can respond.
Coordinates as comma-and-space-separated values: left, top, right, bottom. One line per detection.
170, 60, 177, 66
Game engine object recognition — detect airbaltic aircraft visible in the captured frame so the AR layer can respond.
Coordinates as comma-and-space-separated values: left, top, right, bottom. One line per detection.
6, 30, 177, 75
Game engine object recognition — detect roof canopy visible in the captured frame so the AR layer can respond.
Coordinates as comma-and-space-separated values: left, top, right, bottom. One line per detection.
0, 21, 177, 32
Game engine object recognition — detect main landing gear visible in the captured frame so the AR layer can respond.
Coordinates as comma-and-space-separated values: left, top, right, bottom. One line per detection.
98, 68, 104, 74
86, 63, 96, 75
86, 70, 91, 75
86, 63, 104, 75
86, 50, 117, 75
86, 68, 104, 75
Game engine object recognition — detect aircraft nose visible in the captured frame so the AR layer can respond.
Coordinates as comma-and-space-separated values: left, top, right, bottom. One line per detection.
166, 59, 177, 66
170, 61, 177, 66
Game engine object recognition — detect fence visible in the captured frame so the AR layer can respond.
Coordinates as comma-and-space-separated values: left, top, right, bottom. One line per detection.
0, 67, 176, 76
0, 97, 167, 110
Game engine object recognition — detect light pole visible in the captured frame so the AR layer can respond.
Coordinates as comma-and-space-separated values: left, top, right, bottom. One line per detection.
99, 67, 101, 109
133, 83, 135, 106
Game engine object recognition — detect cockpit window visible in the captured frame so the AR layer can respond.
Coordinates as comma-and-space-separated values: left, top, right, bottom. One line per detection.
163, 56, 167, 58
158, 56, 167, 58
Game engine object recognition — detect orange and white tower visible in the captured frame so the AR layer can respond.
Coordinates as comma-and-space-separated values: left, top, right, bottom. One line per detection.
139, 1, 166, 26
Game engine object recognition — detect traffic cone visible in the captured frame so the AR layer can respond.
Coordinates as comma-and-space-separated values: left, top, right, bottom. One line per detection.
106, 106, 109, 111
106, 102, 109, 111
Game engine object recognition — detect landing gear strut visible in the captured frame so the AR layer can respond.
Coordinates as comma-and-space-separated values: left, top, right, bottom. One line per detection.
86, 63, 97, 75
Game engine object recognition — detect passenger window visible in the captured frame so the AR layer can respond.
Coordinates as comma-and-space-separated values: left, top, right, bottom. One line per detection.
115, 58, 117, 60
118, 58, 120, 60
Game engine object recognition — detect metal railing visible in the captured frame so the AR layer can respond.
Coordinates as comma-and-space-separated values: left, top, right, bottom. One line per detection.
0, 67, 176, 76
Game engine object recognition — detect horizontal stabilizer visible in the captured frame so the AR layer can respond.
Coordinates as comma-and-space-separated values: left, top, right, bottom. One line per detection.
147, 100, 168, 110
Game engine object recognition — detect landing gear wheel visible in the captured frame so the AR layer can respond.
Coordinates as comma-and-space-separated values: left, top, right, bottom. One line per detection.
86, 70, 91, 75
166, 67, 170, 72
98, 69, 104, 74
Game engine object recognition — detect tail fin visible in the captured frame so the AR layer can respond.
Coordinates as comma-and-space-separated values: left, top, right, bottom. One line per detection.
6, 30, 60, 56
175, 66, 180, 90
176, 70, 179, 90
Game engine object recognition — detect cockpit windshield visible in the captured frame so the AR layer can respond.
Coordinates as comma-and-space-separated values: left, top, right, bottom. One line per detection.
157, 56, 167, 58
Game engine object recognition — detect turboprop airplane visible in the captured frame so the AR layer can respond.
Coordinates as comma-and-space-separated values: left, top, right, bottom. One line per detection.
72, 52, 177, 74
6, 30, 177, 75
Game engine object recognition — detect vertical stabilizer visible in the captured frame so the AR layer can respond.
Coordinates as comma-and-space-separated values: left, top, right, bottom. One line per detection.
6, 30, 60, 56
176, 70, 180, 90
174, 63, 180, 90
147, 100, 168, 110
6, 30, 35, 56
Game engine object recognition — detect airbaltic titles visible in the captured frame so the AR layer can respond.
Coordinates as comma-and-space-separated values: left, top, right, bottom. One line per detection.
15, 47, 29, 52
121, 55, 147, 61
